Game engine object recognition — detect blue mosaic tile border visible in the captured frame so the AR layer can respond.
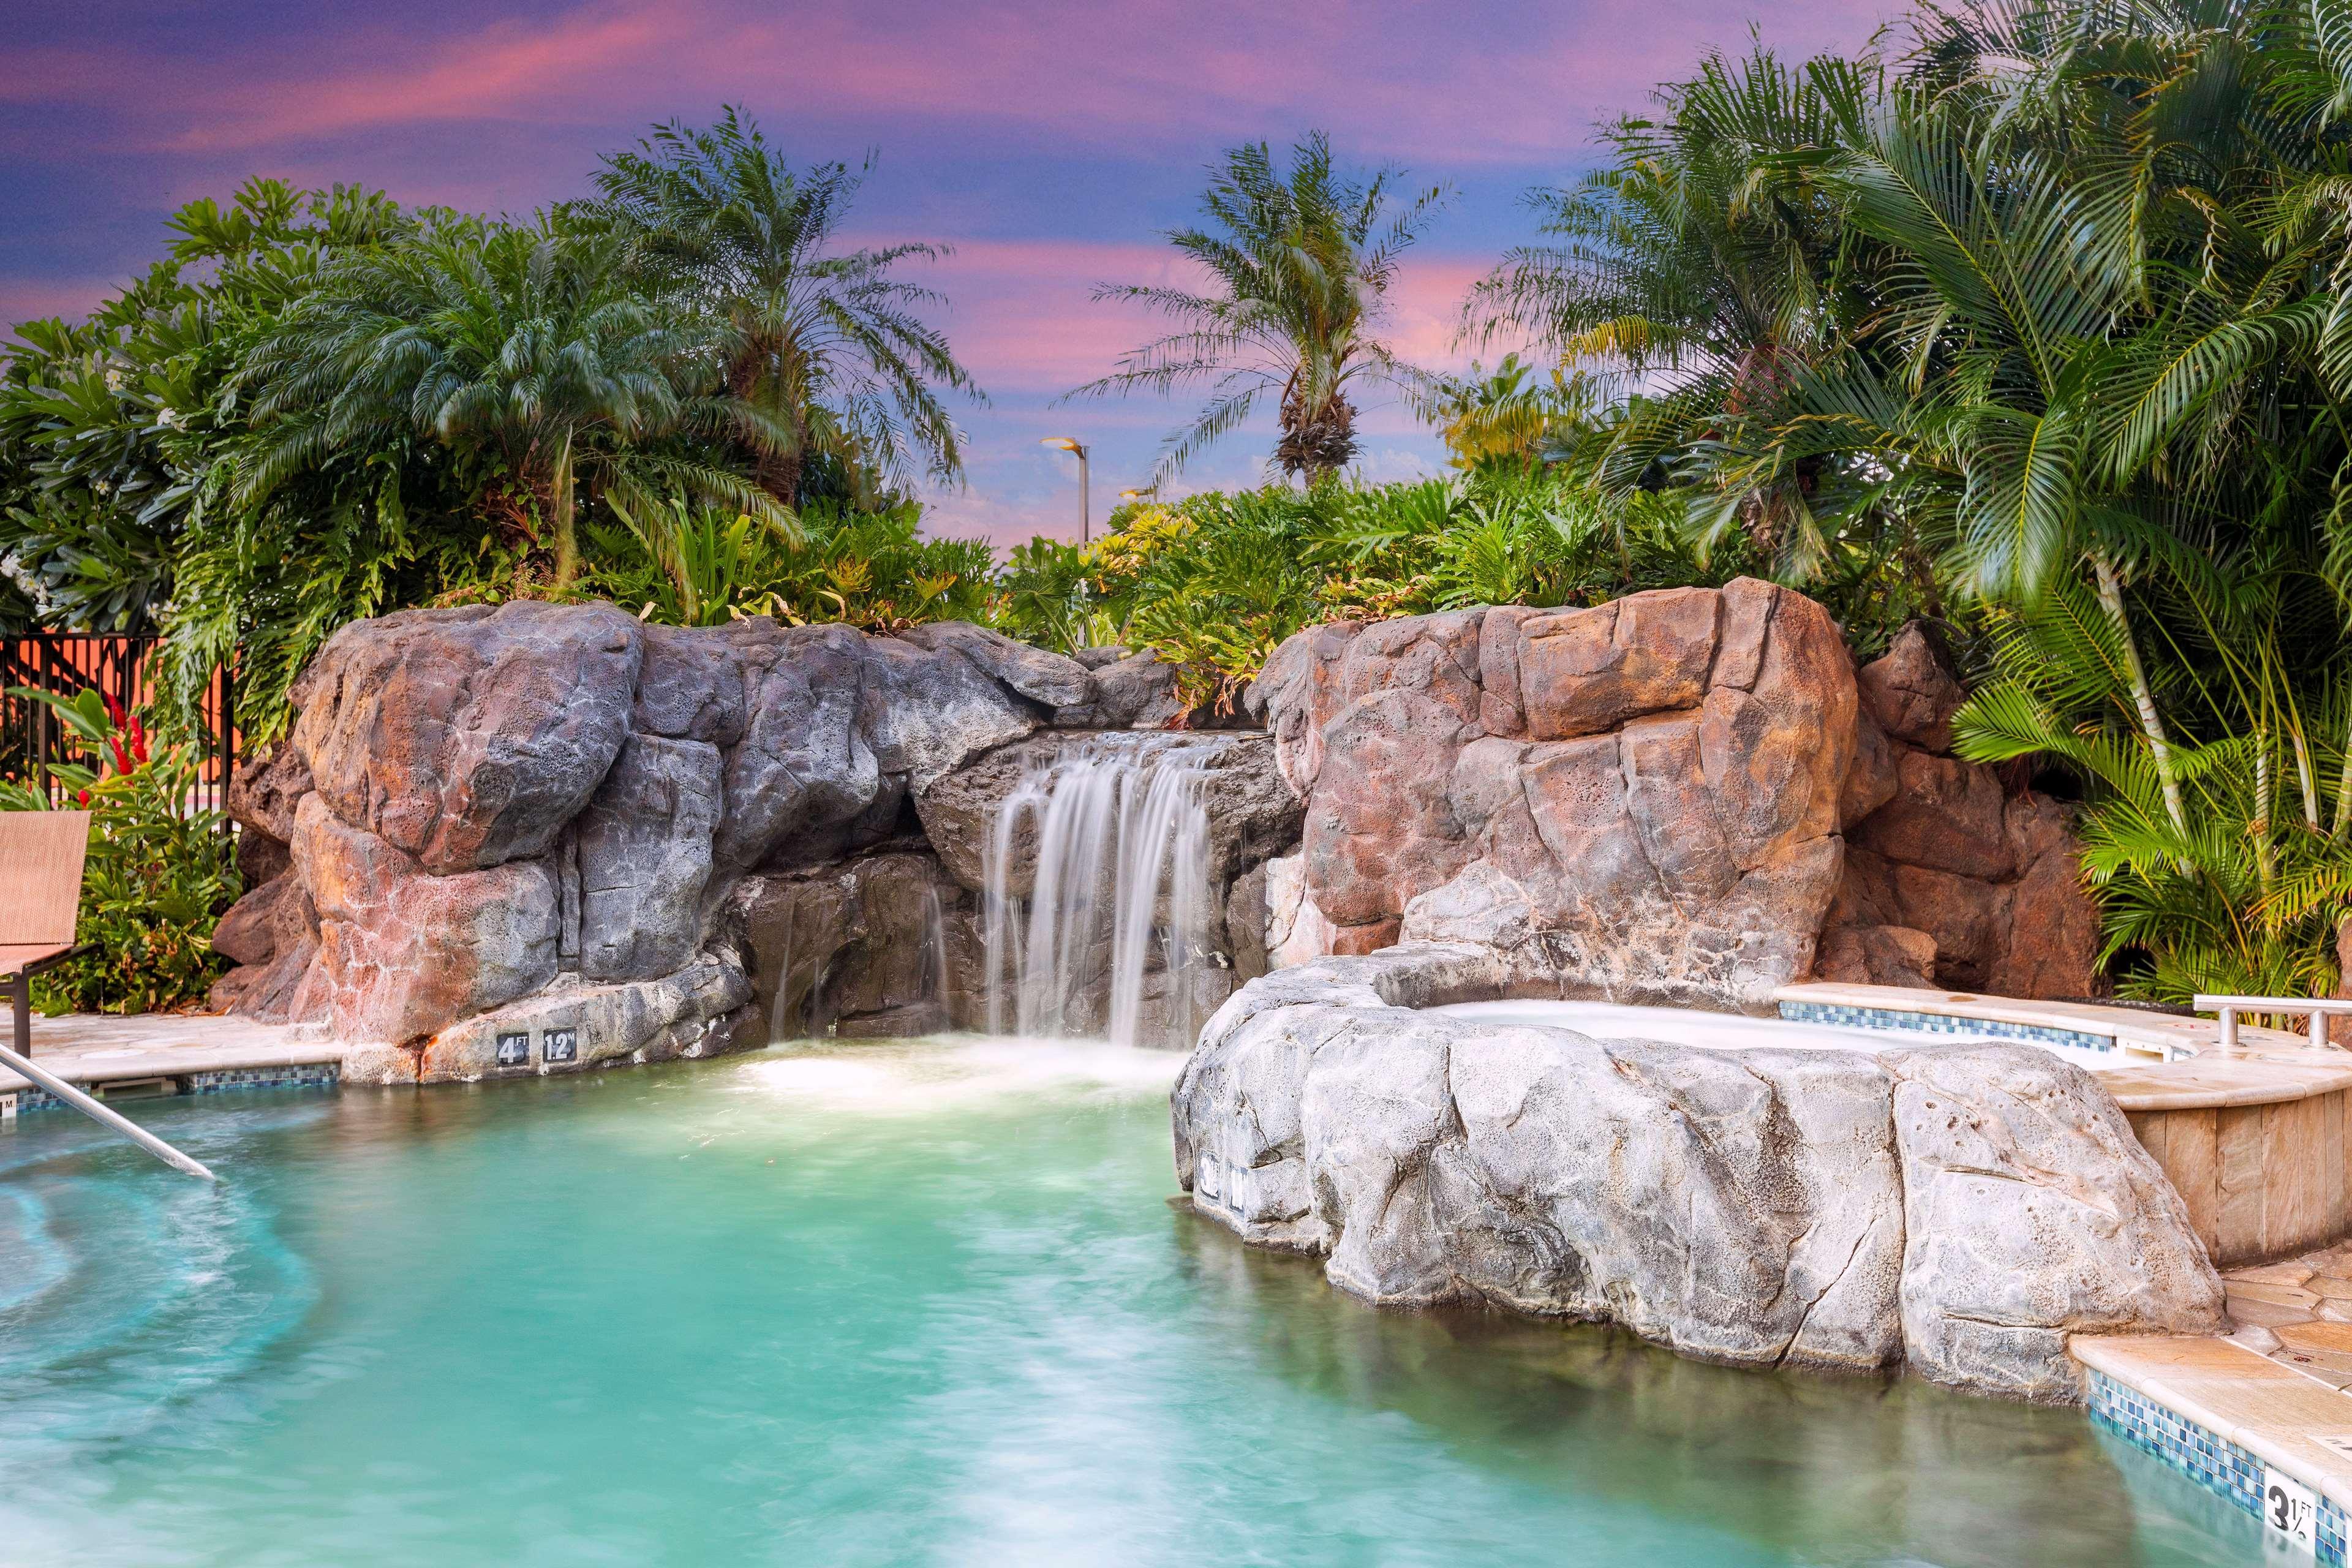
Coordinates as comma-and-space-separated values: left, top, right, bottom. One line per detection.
1778, 1000, 2193, 1061
0, 1061, 339, 1117
186, 1063, 339, 1095
2088, 1365, 2348, 1563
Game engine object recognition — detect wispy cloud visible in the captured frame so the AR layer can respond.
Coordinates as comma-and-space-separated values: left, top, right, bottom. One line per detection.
4, 0, 1890, 537
13, 0, 1899, 167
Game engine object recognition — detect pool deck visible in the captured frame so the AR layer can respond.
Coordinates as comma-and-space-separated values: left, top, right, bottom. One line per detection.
0, 1011, 339, 1106
2076, 1331, 2352, 1551
1776, 981, 2350, 1109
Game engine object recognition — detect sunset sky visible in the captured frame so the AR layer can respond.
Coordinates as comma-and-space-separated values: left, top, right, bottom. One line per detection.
1, 0, 1892, 543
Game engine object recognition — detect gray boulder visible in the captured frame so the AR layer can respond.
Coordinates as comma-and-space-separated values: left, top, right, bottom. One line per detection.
1884, 1044, 2220, 1398
726, 850, 971, 1040
1174, 945, 2226, 1400
574, 734, 723, 980
712, 621, 883, 870
346, 958, 756, 1084
897, 620, 1093, 715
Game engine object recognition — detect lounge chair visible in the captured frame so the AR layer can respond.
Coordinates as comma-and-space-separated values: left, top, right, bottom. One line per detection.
0, 810, 90, 1057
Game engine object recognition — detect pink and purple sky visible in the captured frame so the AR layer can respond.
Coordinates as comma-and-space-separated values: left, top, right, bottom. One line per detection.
0, 0, 1891, 544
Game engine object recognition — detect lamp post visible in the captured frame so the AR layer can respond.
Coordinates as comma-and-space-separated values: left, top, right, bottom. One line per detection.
1041, 436, 1090, 543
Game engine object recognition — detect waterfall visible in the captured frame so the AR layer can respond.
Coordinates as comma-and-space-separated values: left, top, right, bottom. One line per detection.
981, 736, 1215, 1047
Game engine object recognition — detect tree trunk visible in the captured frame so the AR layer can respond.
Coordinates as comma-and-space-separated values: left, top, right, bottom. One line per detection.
2092, 552, 2187, 837
755, 443, 804, 508
1277, 387, 1358, 480
550, 430, 580, 589
734, 340, 805, 506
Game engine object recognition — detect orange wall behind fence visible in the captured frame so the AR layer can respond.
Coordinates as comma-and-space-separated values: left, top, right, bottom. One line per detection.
1, 635, 238, 804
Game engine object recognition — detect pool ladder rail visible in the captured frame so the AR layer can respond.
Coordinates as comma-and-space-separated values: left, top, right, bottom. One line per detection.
0, 1039, 217, 1181
2195, 993, 2352, 1055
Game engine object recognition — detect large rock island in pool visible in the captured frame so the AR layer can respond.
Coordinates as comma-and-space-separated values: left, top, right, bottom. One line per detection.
210, 582, 2226, 1401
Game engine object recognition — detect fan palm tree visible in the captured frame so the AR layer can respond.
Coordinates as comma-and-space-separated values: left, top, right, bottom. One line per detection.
587, 108, 983, 506
1066, 133, 1449, 485
237, 218, 791, 587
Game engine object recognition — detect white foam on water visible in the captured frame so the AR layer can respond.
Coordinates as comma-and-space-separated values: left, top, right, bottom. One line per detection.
727, 1035, 1185, 1117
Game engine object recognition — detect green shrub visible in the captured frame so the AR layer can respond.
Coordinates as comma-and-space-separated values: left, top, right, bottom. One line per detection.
0, 688, 239, 1015
992, 469, 1770, 714
585, 500, 994, 631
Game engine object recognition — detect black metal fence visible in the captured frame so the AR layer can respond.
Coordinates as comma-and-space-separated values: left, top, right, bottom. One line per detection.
1, 635, 238, 812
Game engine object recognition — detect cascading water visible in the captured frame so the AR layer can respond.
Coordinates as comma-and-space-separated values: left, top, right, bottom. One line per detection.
981, 735, 1216, 1048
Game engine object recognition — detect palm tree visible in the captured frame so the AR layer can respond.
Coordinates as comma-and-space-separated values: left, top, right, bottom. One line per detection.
1067, 133, 1449, 485
238, 218, 791, 587
587, 108, 983, 507
1422, 355, 1598, 472
1463, 47, 1875, 576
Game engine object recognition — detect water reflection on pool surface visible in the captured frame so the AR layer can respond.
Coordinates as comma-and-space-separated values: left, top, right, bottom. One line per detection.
0, 1037, 2253, 1566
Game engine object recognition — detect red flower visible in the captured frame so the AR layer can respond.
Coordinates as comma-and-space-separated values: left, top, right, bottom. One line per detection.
102, 692, 127, 731
75, 788, 91, 806
129, 716, 149, 765
107, 734, 133, 775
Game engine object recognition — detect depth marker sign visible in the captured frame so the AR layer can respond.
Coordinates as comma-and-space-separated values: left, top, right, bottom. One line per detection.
2264, 1466, 2316, 1558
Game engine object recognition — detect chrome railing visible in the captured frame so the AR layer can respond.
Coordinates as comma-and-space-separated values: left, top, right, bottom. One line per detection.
0, 1041, 216, 1180
2193, 994, 2352, 1054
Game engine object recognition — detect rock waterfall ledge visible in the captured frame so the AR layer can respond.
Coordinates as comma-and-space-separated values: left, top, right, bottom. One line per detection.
1171, 943, 2226, 1401
211, 602, 1298, 1076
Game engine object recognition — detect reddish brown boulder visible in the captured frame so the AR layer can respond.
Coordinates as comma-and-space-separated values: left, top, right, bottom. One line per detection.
1857, 624, 1966, 753
209, 872, 293, 968
291, 794, 559, 1044
1246, 619, 1365, 797
1828, 736, 2102, 998
1890, 864, 2006, 982
1335, 608, 1486, 723
292, 600, 644, 875
1853, 750, 2015, 881
1841, 709, 1901, 831
1260, 580, 1857, 1006
225, 736, 313, 845
1517, 589, 1719, 739
1988, 796, 2103, 998
1304, 687, 1474, 932
1817, 924, 1939, 989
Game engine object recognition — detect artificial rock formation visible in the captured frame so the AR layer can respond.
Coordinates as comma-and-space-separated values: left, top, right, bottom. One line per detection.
1248, 592, 2102, 1008
1172, 943, 2226, 1401
208, 604, 1258, 1078
1823, 625, 2103, 997
216, 584, 2101, 1077
1248, 582, 1858, 1006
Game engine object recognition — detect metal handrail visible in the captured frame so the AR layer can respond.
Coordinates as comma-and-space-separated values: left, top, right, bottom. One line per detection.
2193, 993, 2352, 1054
0, 1042, 217, 1180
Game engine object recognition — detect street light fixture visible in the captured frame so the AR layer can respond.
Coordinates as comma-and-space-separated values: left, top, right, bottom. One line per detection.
1041, 436, 1089, 543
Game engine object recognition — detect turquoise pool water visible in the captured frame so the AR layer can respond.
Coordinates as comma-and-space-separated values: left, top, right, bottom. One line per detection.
0, 1037, 2257, 1566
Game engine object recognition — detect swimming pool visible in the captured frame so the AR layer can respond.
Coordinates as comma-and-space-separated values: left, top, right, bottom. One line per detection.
1432, 997, 2144, 1072
0, 1038, 2255, 1565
